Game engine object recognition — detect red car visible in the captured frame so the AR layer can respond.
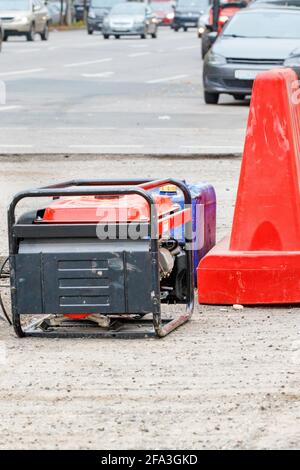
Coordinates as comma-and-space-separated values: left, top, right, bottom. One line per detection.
201, 1, 246, 58
150, 1, 175, 25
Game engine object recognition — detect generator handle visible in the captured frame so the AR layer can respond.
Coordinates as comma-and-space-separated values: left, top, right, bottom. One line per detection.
39, 179, 153, 189
8, 186, 157, 254
39, 176, 193, 216
13, 177, 193, 241
38, 178, 191, 206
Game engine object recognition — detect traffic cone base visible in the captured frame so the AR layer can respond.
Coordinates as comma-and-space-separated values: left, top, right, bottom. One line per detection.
198, 236, 300, 304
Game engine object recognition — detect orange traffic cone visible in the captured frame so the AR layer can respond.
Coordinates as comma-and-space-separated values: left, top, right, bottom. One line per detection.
197, 68, 300, 304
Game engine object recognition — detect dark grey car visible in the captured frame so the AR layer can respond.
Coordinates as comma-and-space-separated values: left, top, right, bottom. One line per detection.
203, 7, 300, 104
87, 0, 124, 34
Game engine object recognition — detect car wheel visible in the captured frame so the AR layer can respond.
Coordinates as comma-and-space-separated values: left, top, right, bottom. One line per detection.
103, 34, 110, 39
204, 91, 219, 105
3, 33, 8, 41
174, 26, 179, 32
26, 24, 35, 42
40, 23, 49, 41
0, 35, 2, 52
88, 28, 93, 35
140, 33, 146, 39
201, 30, 211, 59
183, 27, 188, 32
115, 35, 120, 39
233, 94, 246, 101
151, 30, 157, 39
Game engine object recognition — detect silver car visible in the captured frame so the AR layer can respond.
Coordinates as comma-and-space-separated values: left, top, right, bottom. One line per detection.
102, 2, 158, 39
0, 0, 50, 41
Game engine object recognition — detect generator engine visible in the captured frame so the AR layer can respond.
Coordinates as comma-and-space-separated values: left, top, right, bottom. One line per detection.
7, 179, 216, 338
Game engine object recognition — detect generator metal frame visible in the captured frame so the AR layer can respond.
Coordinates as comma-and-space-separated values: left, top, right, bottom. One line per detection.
8, 178, 194, 339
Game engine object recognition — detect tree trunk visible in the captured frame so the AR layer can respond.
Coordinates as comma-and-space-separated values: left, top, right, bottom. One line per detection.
60, 0, 64, 25
66, 0, 72, 25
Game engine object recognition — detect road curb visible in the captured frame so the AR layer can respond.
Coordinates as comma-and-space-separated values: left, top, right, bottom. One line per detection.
0, 153, 242, 161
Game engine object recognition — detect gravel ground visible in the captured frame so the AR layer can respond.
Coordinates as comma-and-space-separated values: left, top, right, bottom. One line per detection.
0, 155, 299, 450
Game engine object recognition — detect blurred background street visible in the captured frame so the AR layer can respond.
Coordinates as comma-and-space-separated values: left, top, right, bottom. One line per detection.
0, 28, 248, 154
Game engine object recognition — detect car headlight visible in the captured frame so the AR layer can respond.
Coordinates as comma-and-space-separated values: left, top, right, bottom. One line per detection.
207, 51, 226, 66
284, 56, 300, 67
14, 16, 29, 25
166, 12, 174, 20
88, 9, 96, 19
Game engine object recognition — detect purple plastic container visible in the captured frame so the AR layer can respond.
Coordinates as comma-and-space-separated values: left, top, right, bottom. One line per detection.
158, 182, 216, 281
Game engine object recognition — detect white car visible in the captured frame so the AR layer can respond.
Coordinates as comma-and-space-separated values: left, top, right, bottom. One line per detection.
0, 0, 50, 42
197, 7, 209, 37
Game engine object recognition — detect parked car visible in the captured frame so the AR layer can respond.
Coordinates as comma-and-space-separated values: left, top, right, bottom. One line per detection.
150, 1, 175, 26
172, 0, 206, 31
201, 1, 245, 58
102, 2, 158, 39
74, 0, 90, 22
197, 5, 209, 37
0, 19, 3, 51
87, 0, 125, 34
0, 0, 50, 41
203, 7, 300, 104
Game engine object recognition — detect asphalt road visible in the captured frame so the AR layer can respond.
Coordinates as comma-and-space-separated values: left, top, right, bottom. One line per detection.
0, 155, 299, 450
0, 27, 249, 154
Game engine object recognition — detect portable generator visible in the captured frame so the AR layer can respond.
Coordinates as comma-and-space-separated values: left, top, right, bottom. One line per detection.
7, 178, 216, 338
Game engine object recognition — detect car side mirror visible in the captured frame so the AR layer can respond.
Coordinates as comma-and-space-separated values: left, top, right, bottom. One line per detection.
208, 31, 218, 45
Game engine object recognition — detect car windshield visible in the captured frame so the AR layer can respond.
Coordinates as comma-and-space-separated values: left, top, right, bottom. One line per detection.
177, 0, 207, 9
0, 0, 29, 10
223, 11, 300, 39
91, 0, 123, 7
111, 3, 145, 14
151, 2, 173, 10
252, 0, 300, 5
